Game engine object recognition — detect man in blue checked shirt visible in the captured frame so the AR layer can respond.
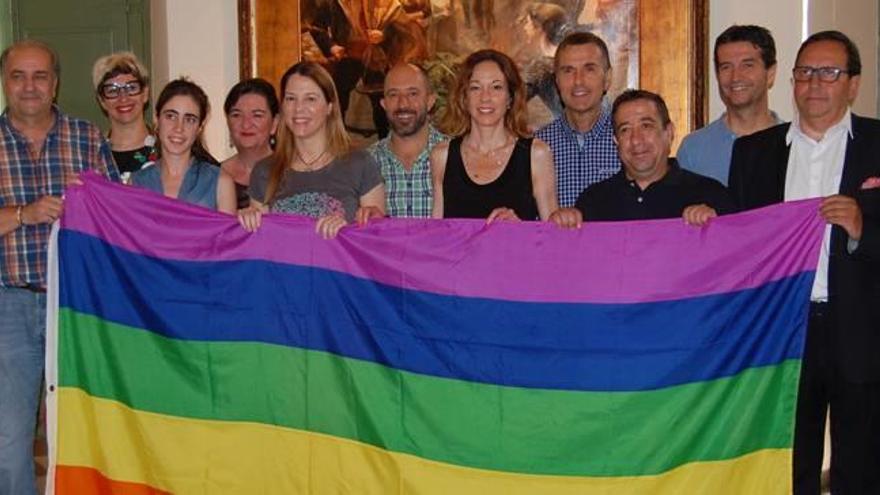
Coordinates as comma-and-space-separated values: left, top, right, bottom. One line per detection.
0, 40, 118, 494
535, 32, 621, 208
368, 63, 446, 218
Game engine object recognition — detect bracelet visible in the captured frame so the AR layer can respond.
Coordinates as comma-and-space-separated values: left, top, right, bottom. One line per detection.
15, 205, 23, 227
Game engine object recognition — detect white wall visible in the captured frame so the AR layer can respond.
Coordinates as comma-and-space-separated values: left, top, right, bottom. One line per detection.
151, 0, 240, 161
809, 0, 878, 116
709, 0, 878, 123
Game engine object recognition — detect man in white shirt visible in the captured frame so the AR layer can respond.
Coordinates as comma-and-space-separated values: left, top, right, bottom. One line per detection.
729, 30, 880, 494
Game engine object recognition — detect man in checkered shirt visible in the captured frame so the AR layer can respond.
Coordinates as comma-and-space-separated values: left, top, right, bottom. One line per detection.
0, 40, 118, 494
536, 32, 621, 208
369, 63, 446, 218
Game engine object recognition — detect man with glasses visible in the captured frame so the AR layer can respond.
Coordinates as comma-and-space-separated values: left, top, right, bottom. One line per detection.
677, 25, 781, 185
0, 40, 117, 494
729, 30, 880, 494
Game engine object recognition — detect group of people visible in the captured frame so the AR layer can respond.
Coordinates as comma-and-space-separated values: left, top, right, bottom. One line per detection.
0, 21, 877, 495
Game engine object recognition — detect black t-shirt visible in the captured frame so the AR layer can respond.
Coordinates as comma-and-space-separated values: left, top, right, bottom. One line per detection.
575, 159, 734, 221
112, 144, 156, 175
443, 137, 539, 220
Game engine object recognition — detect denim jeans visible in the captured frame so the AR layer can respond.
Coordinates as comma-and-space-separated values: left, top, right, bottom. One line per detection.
0, 288, 45, 495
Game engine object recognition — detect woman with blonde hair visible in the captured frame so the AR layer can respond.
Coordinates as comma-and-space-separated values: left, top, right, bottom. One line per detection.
239, 61, 384, 238
130, 78, 236, 213
431, 49, 557, 221
92, 51, 156, 176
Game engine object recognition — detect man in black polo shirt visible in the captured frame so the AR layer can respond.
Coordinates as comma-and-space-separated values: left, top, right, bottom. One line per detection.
550, 89, 732, 227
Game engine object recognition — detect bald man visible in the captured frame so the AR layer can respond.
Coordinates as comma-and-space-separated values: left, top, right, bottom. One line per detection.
368, 63, 446, 217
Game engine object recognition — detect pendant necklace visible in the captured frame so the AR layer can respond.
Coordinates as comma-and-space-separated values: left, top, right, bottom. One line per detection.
296, 148, 327, 170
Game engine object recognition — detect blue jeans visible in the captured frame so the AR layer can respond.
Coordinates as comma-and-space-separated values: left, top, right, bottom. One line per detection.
0, 288, 45, 495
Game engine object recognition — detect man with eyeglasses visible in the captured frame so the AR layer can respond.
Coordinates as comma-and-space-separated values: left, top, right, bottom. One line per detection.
0, 39, 118, 494
730, 30, 880, 494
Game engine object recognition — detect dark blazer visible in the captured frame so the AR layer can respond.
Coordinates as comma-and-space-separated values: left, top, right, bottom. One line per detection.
729, 114, 880, 382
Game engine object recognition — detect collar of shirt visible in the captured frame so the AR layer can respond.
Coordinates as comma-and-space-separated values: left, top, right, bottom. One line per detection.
714, 113, 737, 139
373, 124, 445, 171
562, 108, 613, 146
0, 106, 62, 141
613, 158, 683, 192
786, 108, 853, 146
717, 110, 783, 137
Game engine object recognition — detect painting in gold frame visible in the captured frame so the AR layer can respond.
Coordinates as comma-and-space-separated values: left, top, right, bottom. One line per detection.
238, 0, 707, 148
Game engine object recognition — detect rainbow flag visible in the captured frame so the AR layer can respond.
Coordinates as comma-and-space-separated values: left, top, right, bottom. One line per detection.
47, 173, 824, 494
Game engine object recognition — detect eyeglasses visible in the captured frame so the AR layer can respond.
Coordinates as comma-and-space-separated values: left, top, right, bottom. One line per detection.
99, 80, 144, 99
792, 66, 850, 83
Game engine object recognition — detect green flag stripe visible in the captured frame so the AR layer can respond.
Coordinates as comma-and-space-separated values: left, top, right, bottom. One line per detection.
59, 309, 798, 477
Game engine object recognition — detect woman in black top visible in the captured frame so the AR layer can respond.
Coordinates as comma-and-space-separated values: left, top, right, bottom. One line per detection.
430, 49, 558, 221
221, 78, 279, 209
92, 52, 156, 179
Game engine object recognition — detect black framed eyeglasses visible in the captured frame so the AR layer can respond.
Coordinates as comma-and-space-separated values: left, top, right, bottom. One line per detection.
792, 66, 850, 83
99, 80, 144, 99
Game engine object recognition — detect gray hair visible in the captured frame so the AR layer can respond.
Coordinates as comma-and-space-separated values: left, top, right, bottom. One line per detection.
0, 39, 61, 78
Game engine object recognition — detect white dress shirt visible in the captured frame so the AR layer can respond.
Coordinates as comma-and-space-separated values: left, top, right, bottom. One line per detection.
784, 109, 853, 301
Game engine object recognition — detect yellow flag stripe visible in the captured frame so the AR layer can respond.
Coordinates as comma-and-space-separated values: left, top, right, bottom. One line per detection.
56, 387, 791, 494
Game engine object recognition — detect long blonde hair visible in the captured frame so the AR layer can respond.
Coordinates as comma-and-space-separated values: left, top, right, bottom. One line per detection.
439, 49, 530, 138
264, 62, 350, 205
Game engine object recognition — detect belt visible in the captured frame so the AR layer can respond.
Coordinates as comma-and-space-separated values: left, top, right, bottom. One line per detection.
20, 284, 46, 294
809, 301, 829, 317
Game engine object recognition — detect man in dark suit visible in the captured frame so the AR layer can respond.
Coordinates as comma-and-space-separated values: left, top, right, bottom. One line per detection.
729, 30, 880, 495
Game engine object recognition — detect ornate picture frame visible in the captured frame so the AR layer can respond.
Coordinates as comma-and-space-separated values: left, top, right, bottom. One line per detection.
239, 0, 707, 145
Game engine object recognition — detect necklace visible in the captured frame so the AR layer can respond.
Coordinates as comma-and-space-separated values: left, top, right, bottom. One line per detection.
465, 136, 513, 170
295, 148, 327, 170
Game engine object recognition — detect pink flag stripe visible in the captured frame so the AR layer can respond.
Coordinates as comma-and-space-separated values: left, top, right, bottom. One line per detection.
62, 172, 825, 304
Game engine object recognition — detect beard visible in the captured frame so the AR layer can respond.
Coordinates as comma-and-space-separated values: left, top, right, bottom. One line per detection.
389, 108, 428, 137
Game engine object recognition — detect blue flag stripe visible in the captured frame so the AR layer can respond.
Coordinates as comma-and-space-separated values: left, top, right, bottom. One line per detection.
60, 229, 811, 392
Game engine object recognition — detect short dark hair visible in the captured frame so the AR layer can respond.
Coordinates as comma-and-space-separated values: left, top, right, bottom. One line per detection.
611, 89, 671, 132
223, 78, 280, 117
0, 39, 61, 78
714, 25, 777, 70
554, 31, 610, 70
796, 30, 861, 76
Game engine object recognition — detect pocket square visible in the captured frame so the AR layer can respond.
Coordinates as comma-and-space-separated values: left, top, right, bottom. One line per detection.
860, 177, 880, 189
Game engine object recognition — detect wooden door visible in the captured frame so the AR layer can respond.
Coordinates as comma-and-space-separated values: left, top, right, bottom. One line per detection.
10, 0, 150, 130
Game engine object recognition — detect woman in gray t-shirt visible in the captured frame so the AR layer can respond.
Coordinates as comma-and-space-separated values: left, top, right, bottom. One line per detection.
238, 62, 385, 238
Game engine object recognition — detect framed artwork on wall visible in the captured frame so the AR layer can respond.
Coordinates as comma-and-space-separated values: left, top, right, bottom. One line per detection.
239, 0, 706, 147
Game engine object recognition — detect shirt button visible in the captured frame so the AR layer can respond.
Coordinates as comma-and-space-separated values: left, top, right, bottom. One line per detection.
637, 197, 643, 203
